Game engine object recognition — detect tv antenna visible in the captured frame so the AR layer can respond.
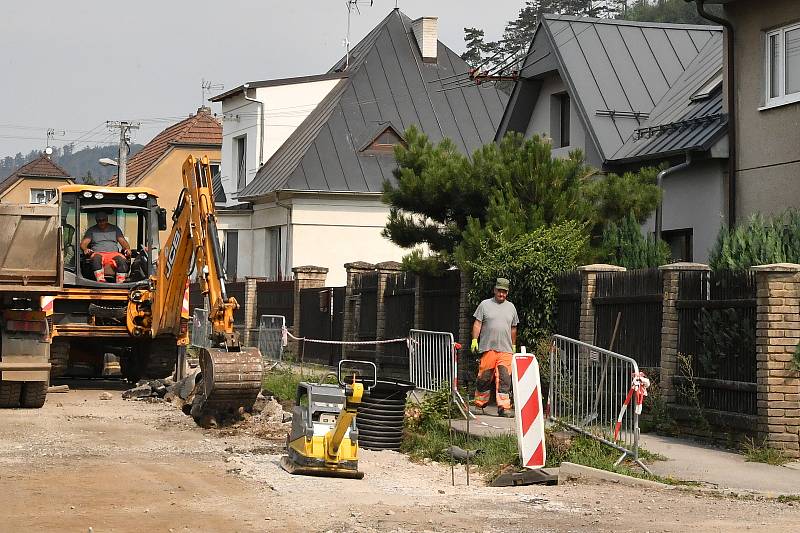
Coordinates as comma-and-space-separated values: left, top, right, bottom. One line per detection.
46, 128, 65, 150
202, 78, 224, 107
344, 0, 373, 70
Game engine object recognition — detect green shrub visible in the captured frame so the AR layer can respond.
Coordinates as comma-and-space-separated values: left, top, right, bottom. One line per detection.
600, 212, 670, 269
460, 221, 587, 346
710, 209, 800, 271
694, 308, 755, 377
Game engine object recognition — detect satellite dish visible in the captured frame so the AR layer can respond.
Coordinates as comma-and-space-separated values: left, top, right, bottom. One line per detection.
45, 146, 54, 156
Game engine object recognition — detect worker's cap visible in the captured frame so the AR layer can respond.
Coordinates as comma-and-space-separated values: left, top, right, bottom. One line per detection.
94, 211, 109, 221
494, 278, 510, 291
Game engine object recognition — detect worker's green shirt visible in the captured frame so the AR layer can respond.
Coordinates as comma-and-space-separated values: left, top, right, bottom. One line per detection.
473, 298, 519, 353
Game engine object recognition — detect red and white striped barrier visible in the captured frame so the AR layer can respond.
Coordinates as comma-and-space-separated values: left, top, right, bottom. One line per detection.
613, 372, 651, 440
181, 281, 190, 319
511, 351, 546, 469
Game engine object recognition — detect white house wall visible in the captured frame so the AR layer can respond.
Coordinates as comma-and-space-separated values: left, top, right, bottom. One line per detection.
220, 94, 260, 204
256, 79, 341, 164
216, 211, 254, 278
524, 73, 597, 167
244, 196, 405, 286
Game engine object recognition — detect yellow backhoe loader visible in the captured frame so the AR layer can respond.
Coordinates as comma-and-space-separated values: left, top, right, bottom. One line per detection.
126, 155, 263, 415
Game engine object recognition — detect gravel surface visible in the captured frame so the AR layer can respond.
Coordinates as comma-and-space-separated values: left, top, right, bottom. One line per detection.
1, 380, 798, 532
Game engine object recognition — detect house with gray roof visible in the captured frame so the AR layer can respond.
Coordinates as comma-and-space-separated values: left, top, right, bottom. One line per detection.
497, 15, 728, 262
211, 9, 506, 284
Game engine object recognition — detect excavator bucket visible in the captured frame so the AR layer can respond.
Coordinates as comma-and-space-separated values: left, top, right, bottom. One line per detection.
192, 346, 263, 419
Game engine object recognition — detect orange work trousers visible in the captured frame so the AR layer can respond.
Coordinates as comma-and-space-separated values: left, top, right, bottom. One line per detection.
474, 350, 512, 409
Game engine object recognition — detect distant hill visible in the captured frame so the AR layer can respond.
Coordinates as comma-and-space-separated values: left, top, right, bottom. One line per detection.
0, 143, 143, 185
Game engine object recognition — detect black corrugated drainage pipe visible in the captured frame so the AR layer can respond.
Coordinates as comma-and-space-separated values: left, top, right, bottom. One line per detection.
690, 0, 736, 228
356, 378, 415, 450
655, 152, 693, 243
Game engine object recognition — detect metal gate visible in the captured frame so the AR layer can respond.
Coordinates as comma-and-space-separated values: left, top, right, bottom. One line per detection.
298, 286, 345, 366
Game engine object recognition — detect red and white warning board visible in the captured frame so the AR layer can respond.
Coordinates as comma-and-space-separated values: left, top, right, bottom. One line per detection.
511, 352, 546, 469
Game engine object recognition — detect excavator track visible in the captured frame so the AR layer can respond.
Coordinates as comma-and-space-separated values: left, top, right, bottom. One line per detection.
192, 347, 263, 419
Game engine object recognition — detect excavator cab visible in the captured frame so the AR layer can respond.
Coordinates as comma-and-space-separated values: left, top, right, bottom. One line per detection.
58, 185, 166, 288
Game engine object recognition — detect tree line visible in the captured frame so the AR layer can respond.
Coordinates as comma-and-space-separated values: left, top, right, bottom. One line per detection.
0, 143, 143, 185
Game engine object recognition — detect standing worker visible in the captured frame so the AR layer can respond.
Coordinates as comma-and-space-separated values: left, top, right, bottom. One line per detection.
471, 277, 519, 417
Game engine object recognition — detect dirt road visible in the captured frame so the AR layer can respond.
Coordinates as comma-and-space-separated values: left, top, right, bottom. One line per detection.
1, 381, 798, 532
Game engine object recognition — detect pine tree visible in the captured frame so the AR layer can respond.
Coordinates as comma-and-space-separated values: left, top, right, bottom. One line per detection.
461, 27, 487, 67
382, 127, 662, 266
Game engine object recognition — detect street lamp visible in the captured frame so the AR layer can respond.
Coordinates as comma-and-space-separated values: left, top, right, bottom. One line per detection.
98, 158, 118, 167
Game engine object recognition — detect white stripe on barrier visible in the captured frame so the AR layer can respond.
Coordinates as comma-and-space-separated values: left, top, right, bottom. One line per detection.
512, 351, 546, 469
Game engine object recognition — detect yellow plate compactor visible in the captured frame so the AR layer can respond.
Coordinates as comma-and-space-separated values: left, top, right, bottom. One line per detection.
280, 361, 376, 479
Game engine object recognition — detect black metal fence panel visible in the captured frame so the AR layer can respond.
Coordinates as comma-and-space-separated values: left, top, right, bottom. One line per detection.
354, 271, 378, 341
383, 272, 416, 366
593, 268, 663, 368
676, 270, 757, 416
420, 270, 461, 339
188, 281, 246, 325
256, 280, 294, 327
554, 270, 581, 339
298, 286, 345, 366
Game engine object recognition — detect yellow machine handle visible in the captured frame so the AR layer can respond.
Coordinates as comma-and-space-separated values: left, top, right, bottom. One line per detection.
325, 381, 364, 461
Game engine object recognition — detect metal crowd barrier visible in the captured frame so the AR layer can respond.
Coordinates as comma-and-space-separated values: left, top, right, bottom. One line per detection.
408, 329, 456, 392
190, 308, 210, 348
408, 329, 471, 419
549, 334, 650, 472
258, 314, 286, 364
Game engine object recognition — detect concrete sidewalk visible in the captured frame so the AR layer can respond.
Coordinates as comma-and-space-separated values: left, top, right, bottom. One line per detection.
639, 434, 800, 495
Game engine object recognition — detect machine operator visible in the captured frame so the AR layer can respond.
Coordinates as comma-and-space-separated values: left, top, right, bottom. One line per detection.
80, 211, 131, 283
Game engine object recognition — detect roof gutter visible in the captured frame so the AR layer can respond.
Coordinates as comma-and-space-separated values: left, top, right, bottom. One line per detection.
655, 152, 693, 242
242, 84, 265, 168
690, 0, 736, 228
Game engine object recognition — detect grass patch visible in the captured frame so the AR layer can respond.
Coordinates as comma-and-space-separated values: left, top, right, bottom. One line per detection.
742, 438, 792, 466
261, 366, 331, 405
401, 415, 676, 484
401, 419, 520, 480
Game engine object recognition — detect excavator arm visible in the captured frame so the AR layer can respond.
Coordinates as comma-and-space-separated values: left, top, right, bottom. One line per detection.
127, 155, 263, 420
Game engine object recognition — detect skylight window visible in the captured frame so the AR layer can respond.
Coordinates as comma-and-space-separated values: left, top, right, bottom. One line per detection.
691, 71, 723, 102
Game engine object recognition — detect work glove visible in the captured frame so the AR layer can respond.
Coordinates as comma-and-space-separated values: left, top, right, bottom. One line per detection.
512, 344, 517, 354
470, 338, 479, 354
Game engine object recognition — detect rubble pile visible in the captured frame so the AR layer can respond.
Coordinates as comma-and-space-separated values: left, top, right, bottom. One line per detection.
121, 378, 175, 400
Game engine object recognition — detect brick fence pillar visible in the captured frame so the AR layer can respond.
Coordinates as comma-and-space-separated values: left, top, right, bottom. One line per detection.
291, 265, 329, 340
342, 262, 375, 358
658, 262, 710, 403
577, 264, 626, 346
375, 261, 402, 362
752, 263, 800, 458
242, 276, 266, 346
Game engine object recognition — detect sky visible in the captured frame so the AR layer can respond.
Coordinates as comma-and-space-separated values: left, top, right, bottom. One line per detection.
0, 0, 522, 157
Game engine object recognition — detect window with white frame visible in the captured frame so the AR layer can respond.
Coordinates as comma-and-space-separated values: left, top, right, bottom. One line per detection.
30, 188, 56, 204
765, 22, 800, 107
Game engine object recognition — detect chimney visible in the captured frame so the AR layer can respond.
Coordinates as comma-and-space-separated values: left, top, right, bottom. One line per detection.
411, 17, 438, 63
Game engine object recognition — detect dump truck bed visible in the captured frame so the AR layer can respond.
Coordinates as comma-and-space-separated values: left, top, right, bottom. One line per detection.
0, 204, 61, 294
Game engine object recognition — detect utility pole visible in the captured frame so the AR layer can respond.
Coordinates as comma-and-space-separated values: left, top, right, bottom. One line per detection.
107, 121, 140, 187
